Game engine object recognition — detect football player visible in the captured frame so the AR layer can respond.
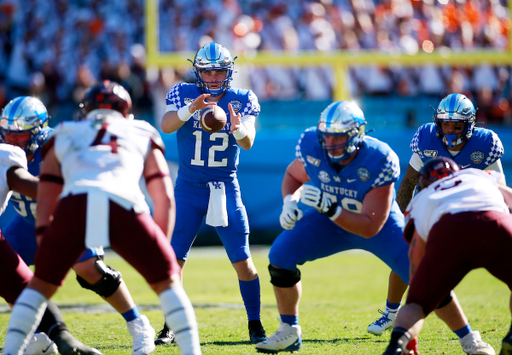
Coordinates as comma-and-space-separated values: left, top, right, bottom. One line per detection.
0, 142, 100, 355
370, 93, 500, 354
1, 81, 201, 355
255, 101, 492, 354
157, 42, 267, 344
0, 95, 155, 354
383, 157, 512, 355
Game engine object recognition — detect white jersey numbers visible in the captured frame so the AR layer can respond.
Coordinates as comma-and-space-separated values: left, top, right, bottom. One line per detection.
190, 130, 229, 168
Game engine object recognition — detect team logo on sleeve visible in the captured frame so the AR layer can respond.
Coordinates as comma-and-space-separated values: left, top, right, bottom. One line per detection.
318, 170, 330, 183
306, 156, 320, 167
357, 167, 370, 182
470, 151, 484, 165
229, 100, 242, 113
423, 150, 438, 158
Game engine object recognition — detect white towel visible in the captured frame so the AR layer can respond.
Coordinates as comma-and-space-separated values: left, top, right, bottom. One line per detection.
85, 191, 111, 248
206, 181, 228, 227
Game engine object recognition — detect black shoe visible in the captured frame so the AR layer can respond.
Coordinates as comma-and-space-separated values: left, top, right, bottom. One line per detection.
249, 319, 267, 343
154, 323, 176, 345
501, 332, 512, 355
53, 331, 102, 355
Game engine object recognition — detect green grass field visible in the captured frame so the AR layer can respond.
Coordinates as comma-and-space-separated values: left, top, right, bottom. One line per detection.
0, 246, 509, 354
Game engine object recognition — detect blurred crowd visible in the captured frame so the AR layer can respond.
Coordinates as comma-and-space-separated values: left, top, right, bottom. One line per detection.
0, 0, 512, 127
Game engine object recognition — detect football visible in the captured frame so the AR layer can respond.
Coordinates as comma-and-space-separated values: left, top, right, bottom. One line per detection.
199, 105, 227, 133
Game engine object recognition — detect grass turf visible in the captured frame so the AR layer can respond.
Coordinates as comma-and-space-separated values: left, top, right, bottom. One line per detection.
0, 246, 509, 354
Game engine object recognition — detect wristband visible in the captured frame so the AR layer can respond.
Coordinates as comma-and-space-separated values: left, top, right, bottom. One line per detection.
177, 104, 192, 122
233, 124, 248, 140
329, 206, 342, 221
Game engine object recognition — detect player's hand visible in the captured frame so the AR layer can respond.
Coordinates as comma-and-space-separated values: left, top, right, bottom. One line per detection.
190, 94, 216, 114
300, 185, 338, 217
280, 194, 303, 230
228, 103, 242, 134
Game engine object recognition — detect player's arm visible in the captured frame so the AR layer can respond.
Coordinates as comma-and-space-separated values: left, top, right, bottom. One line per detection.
498, 184, 512, 212
35, 144, 63, 242
338, 183, 394, 238
228, 103, 255, 150
408, 229, 426, 282
279, 158, 311, 230
397, 164, 419, 213
485, 159, 506, 184
282, 158, 310, 196
160, 93, 216, 133
143, 147, 175, 241
6, 166, 38, 200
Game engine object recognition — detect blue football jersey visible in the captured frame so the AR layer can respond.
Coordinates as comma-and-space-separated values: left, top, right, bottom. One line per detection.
410, 123, 504, 169
8, 146, 45, 225
297, 127, 401, 214
165, 82, 260, 183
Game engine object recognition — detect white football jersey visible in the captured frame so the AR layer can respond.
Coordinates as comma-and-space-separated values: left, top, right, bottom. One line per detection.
0, 143, 28, 215
52, 110, 165, 214
406, 168, 509, 241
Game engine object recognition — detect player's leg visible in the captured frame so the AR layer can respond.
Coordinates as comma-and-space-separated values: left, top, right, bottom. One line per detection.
109, 205, 201, 355
217, 180, 266, 343
3, 197, 89, 355
363, 214, 410, 336
256, 210, 346, 353
428, 213, 495, 355
73, 251, 155, 355
0, 229, 99, 355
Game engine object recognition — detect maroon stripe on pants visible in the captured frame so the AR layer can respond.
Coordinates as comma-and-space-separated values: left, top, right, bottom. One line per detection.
407, 211, 512, 316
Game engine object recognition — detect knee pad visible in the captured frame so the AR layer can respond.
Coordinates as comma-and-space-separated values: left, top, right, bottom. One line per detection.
436, 290, 454, 309
268, 264, 301, 288
76, 259, 122, 298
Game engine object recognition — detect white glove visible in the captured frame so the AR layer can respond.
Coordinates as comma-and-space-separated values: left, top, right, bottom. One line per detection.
280, 194, 303, 230
300, 185, 341, 219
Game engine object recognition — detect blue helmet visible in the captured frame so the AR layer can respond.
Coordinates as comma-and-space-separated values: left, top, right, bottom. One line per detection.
317, 101, 366, 163
190, 42, 235, 97
434, 93, 476, 148
0, 96, 50, 155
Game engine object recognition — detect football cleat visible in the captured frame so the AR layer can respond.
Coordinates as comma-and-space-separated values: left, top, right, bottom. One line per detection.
127, 315, 156, 355
459, 331, 495, 355
53, 330, 102, 355
255, 321, 301, 353
368, 309, 399, 336
249, 319, 268, 343
24, 332, 58, 355
500, 331, 512, 355
154, 322, 175, 345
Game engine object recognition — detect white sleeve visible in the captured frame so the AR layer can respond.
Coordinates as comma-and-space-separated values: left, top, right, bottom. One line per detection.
165, 103, 178, 113
409, 153, 423, 172
485, 159, 505, 179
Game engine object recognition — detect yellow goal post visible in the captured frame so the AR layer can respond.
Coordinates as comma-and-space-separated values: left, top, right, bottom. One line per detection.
145, 0, 512, 101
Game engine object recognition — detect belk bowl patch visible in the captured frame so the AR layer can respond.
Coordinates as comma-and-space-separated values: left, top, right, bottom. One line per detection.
470, 151, 484, 165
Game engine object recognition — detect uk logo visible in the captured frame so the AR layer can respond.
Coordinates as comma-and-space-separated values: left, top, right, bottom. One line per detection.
212, 182, 223, 189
